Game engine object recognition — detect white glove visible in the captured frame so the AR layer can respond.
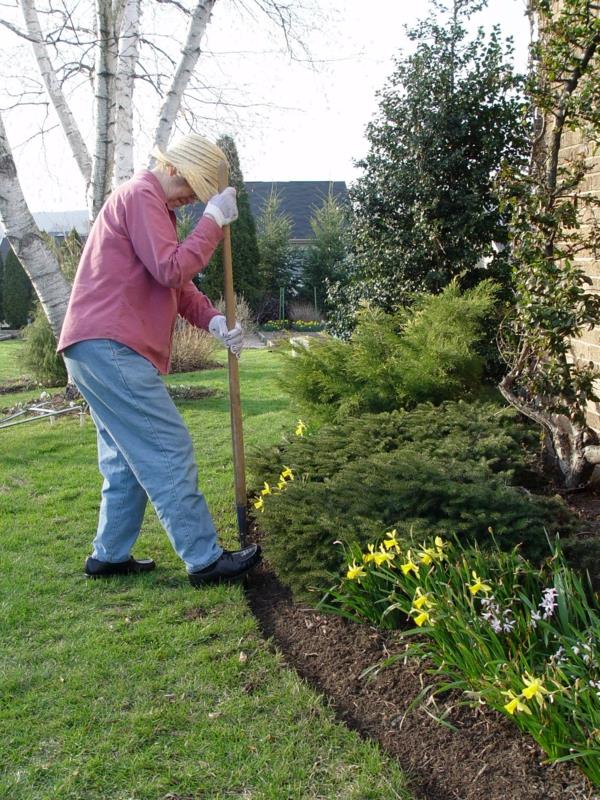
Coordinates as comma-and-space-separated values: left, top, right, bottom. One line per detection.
208, 315, 243, 357
203, 187, 238, 227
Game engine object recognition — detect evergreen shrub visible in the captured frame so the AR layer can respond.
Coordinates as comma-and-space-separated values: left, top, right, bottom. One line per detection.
281, 279, 497, 421
249, 402, 575, 600
22, 306, 67, 386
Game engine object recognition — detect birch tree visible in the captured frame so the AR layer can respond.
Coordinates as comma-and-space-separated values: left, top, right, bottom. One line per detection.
0, 0, 317, 337
0, 111, 71, 336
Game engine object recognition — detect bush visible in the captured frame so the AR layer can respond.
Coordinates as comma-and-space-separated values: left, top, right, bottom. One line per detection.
214, 293, 257, 334
281, 279, 498, 421
288, 301, 324, 323
22, 306, 67, 386
170, 319, 218, 373
249, 402, 575, 600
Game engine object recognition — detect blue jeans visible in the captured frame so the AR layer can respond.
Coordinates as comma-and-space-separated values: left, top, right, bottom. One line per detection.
63, 339, 222, 572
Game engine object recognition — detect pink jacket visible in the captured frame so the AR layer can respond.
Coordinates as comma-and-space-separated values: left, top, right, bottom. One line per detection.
57, 170, 223, 373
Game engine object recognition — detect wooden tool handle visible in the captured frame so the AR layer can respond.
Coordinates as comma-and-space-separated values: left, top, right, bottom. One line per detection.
217, 160, 247, 543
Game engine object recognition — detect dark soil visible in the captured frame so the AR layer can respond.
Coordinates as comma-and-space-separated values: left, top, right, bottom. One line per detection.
244, 494, 600, 800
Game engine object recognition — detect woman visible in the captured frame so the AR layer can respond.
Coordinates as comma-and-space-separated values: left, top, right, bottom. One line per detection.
58, 133, 261, 587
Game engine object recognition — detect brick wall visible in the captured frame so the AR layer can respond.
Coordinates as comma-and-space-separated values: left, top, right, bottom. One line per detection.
561, 130, 600, 429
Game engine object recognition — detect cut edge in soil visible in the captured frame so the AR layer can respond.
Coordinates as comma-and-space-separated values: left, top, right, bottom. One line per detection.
243, 528, 599, 800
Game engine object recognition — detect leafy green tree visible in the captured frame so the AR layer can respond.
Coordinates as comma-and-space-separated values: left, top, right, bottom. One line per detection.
348, 0, 527, 312
498, 0, 600, 488
197, 135, 261, 310
3, 247, 32, 328
303, 191, 349, 310
43, 228, 83, 284
256, 188, 293, 319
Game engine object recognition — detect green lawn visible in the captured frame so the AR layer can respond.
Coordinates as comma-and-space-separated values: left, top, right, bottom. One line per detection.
0, 337, 26, 383
0, 344, 412, 800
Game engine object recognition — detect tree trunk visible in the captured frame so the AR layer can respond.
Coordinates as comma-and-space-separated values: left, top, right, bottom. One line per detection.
0, 113, 71, 338
499, 375, 597, 489
90, 0, 125, 218
20, 0, 93, 190
152, 0, 217, 153
114, 0, 141, 185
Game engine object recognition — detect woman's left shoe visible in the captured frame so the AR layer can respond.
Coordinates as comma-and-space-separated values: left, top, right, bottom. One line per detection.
84, 556, 156, 578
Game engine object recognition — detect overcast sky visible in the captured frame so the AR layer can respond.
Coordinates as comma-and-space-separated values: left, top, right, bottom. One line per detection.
0, 0, 531, 212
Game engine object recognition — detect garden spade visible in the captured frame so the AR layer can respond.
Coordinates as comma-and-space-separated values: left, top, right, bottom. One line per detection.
217, 159, 247, 545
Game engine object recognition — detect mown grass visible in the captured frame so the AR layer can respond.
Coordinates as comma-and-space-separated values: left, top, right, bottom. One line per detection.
0, 344, 412, 800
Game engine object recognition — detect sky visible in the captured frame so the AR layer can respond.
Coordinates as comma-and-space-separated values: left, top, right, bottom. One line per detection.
0, 0, 531, 213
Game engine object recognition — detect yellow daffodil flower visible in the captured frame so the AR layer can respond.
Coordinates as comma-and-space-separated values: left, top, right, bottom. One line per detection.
280, 466, 294, 480
253, 497, 264, 512
434, 536, 449, 559
468, 570, 491, 596
260, 482, 272, 496
363, 544, 377, 564
502, 690, 531, 716
383, 530, 400, 551
417, 546, 437, 565
521, 673, 549, 707
276, 479, 287, 491
413, 610, 430, 627
295, 419, 307, 437
346, 560, 366, 581
400, 551, 420, 576
413, 587, 435, 610
373, 545, 394, 567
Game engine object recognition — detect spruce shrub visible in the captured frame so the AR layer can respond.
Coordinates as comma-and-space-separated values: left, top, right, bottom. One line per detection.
281, 279, 497, 421
250, 402, 575, 601
22, 306, 67, 386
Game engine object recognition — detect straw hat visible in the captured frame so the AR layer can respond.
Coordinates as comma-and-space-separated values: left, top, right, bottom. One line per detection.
152, 134, 228, 203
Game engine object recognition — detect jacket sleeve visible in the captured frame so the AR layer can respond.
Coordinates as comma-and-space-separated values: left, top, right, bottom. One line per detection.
177, 281, 222, 331
124, 185, 223, 288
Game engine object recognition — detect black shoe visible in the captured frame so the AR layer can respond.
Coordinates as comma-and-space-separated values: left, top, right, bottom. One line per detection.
188, 544, 262, 587
84, 556, 156, 579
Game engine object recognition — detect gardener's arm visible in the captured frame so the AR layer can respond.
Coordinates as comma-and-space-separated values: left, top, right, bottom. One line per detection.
125, 186, 223, 288
177, 282, 222, 331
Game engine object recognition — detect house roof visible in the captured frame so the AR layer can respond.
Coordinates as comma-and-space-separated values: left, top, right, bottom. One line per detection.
244, 181, 349, 240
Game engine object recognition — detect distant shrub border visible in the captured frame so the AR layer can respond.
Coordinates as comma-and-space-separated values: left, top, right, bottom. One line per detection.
260, 319, 325, 332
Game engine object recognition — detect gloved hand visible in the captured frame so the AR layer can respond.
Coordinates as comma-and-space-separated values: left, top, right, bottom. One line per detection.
208, 315, 243, 357
203, 187, 238, 227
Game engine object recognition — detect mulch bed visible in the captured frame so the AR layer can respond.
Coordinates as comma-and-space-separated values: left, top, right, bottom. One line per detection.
244, 501, 600, 800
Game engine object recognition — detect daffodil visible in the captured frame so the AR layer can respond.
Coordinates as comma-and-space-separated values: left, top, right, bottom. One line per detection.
501, 690, 531, 716
413, 610, 430, 627
346, 560, 366, 581
276, 479, 287, 491
280, 466, 294, 480
260, 482, 272, 496
295, 419, 307, 437
417, 546, 436, 566
521, 673, 549, 707
363, 544, 377, 564
373, 545, 395, 567
434, 536, 449, 559
400, 551, 420, 576
383, 530, 400, 552
413, 587, 435, 610
253, 497, 264, 512
468, 570, 491, 596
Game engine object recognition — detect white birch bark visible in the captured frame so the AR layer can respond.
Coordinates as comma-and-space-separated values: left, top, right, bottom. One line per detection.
20, 0, 92, 189
152, 0, 217, 153
0, 113, 71, 338
90, 0, 125, 218
114, 0, 141, 185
